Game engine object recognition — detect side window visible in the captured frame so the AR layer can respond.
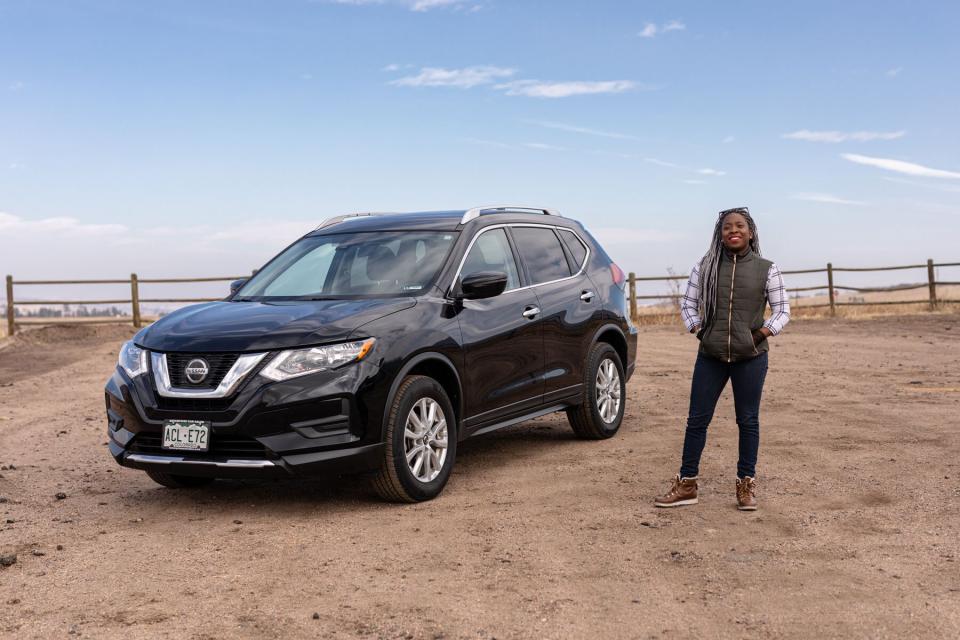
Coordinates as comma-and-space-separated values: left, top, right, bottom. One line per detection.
511, 227, 572, 285
460, 228, 521, 291
557, 229, 588, 272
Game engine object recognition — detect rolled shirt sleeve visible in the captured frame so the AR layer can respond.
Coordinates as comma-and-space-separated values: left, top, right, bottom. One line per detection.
763, 262, 791, 336
680, 262, 702, 333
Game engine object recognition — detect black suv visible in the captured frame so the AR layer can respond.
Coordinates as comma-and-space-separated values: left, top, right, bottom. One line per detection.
105, 206, 637, 501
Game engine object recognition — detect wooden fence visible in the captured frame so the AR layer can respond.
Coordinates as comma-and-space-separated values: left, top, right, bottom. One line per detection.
625, 258, 960, 319
3, 258, 960, 336
4, 274, 245, 337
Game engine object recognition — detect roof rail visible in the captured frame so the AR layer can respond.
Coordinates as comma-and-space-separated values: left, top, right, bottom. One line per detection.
460, 205, 560, 225
314, 212, 389, 231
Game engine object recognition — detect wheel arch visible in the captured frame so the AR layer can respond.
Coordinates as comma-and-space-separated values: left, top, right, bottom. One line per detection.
381, 352, 464, 440
591, 324, 629, 370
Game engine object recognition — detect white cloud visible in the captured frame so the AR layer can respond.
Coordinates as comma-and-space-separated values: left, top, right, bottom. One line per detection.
639, 20, 685, 38
390, 65, 516, 88
495, 79, 638, 98
722, 135, 735, 144
842, 153, 960, 180
782, 129, 906, 143
644, 158, 726, 177
683, 179, 707, 185
790, 192, 866, 206
528, 120, 642, 141
8, 81, 24, 92
411, 0, 459, 10
382, 63, 401, 72
886, 66, 903, 77
325, 0, 478, 11
0, 212, 128, 236
523, 142, 565, 151
461, 139, 565, 152
644, 158, 680, 169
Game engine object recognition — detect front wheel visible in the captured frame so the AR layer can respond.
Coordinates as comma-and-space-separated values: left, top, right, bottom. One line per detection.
566, 343, 626, 439
372, 375, 458, 502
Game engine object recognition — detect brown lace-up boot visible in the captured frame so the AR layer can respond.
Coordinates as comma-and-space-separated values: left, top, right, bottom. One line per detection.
736, 476, 757, 511
654, 474, 698, 507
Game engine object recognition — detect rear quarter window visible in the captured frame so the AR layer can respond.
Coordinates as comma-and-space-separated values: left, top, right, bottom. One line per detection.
557, 228, 588, 271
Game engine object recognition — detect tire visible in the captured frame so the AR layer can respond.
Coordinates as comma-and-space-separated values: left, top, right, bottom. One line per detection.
372, 375, 458, 503
566, 342, 626, 439
145, 469, 216, 489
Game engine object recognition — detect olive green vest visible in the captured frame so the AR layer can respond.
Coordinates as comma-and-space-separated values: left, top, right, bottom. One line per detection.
698, 248, 772, 363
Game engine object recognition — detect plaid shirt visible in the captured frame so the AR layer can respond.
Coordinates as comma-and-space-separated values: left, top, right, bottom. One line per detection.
680, 260, 791, 336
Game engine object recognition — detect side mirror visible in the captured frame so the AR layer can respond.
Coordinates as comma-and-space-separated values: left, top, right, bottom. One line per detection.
229, 278, 248, 295
458, 271, 508, 300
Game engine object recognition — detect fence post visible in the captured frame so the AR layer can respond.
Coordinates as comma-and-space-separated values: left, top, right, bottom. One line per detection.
827, 262, 836, 317
927, 259, 937, 311
5, 275, 14, 337
130, 273, 142, 329
628, 272, 637, 321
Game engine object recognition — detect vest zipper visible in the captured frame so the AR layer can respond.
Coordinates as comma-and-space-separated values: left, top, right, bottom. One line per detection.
727, 253, 738, 362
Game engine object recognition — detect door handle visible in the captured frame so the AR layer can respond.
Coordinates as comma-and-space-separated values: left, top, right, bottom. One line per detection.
522, 305, 540, 319
580, 290, 595, 302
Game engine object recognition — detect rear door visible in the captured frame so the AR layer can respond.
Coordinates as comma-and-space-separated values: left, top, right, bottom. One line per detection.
510, 225, 600, 404
454, 227, 545, 432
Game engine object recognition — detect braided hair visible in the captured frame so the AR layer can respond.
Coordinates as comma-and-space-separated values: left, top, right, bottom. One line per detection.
697, 207, 762, 328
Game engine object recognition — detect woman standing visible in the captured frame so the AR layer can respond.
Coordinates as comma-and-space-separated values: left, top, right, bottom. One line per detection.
655, 207, 790, 510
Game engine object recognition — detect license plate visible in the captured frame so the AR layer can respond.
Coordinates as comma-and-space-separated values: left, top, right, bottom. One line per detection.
162, 420, 210, 452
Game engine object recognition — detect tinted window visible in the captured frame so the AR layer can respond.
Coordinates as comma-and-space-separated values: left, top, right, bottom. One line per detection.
557, 229, 588, 271
460, 228, 520, 291
511, 227, 572, 285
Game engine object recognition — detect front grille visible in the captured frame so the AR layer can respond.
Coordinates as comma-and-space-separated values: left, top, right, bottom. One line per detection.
153, 395, 236, 413
129, 432, 270, 459
165, 353, 241, 389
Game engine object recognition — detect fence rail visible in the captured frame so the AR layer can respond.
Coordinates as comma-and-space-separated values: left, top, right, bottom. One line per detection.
625, 258, 959, 319
3, 258, 959, 336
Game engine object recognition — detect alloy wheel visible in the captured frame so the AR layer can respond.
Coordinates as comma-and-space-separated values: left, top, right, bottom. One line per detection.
403, 397, 448, 483
595, 358, 622, 423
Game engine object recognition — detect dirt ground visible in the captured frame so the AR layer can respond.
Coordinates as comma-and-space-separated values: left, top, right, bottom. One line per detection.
0, 314, 958, 639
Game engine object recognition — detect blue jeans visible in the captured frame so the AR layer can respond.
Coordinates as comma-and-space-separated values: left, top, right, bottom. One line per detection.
679, 351, 768, 479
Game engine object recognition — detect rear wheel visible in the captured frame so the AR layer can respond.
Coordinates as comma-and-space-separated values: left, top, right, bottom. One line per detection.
372, 375, 457, 502
566, 342, 625, 439
145, 469, 216, 489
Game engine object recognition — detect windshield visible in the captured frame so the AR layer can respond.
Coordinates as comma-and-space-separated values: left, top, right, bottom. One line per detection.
235, 231, 458, 300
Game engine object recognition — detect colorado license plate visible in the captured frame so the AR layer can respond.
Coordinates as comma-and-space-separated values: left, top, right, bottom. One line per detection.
162, 420, 210, 452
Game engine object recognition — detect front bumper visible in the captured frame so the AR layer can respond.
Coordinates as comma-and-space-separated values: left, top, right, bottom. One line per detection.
105, 356, 390, 479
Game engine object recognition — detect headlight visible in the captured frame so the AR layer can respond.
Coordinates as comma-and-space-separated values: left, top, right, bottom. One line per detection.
118, 340, 148, 378
260, 338, 375, 382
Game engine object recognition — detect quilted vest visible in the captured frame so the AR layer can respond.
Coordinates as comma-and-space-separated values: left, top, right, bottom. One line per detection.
698, 248, 772, 363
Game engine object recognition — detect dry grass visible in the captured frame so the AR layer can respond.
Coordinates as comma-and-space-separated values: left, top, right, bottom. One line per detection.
635, 284, 960, 325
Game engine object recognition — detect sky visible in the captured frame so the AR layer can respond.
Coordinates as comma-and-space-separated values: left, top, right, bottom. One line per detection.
2, 0, 959, 302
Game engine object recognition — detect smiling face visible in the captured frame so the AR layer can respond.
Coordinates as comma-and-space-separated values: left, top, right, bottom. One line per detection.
721, 212, 753, 252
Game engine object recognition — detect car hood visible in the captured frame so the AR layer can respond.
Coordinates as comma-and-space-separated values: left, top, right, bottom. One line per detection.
137, 298, 416, 352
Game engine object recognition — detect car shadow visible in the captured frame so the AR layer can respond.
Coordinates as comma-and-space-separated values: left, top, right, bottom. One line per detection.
122, 414, 582, 510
